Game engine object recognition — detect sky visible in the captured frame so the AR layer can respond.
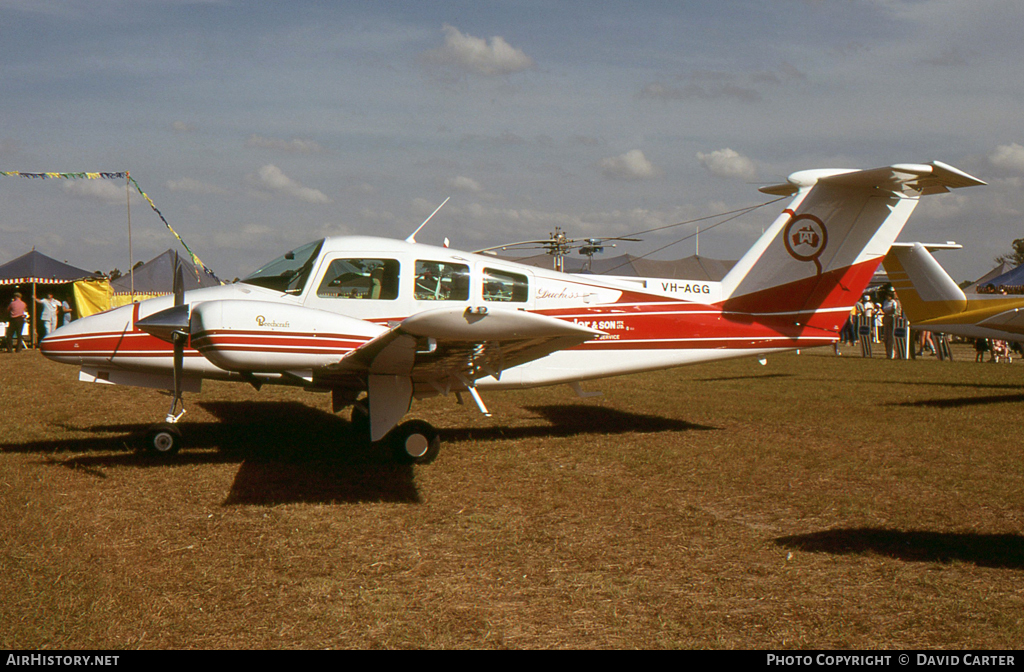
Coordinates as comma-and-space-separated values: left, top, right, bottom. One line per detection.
1, 0, 1023, 283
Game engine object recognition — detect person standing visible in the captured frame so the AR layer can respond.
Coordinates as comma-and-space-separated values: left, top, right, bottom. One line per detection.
881, 292, 900, 359
35, 293, 61, 341
6, 292, 27, 352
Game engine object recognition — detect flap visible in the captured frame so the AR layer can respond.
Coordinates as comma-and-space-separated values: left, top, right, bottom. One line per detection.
315, 305, 603, 388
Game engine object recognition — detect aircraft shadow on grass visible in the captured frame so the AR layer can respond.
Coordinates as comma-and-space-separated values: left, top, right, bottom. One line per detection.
693, 373, 793, 383
888, 393, 1024, 409
441, 404, 716, 443
851, 378, 1024, 409
775, 528, 1024, 570
8, 400, 712, 506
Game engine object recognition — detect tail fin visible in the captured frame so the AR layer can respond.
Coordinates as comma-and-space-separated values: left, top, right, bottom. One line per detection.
882, 243, 967, 323
720, 161, 984, 331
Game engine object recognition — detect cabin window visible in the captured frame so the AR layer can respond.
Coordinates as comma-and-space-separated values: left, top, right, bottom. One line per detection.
316, 258, 400, 300
483, 268, 529, 302
414, 260, 470, 301
242, 238, 324, 294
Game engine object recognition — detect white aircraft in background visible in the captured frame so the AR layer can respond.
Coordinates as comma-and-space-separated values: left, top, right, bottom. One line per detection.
41, 161, 984, 463
884, 242, 1024, 341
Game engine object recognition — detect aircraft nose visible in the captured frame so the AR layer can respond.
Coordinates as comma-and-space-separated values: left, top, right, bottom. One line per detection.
38, 304, 135, 365
39, 327, 69, 361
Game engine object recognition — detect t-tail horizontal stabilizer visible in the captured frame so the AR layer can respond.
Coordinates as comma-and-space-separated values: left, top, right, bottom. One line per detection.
720, 161, 985, 332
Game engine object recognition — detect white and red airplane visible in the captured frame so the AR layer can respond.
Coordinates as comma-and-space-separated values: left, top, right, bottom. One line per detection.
41, 161, 984, 462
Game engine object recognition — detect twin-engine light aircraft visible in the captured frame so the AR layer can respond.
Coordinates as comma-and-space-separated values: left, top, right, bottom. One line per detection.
42, 161, 984, 463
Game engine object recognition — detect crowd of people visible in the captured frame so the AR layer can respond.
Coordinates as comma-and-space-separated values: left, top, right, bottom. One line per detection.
836, 288, 1022, 362
977, 284, 1024, 295
973, 337, 1021, 363
3, 291, 73, 352
836, 290, 905, 359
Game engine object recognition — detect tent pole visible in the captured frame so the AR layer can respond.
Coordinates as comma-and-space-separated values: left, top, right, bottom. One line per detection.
126, 173, 134, 302
31, 281, 36, 349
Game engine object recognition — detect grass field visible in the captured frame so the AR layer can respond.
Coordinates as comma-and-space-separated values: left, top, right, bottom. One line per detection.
0, 343, 1021, 649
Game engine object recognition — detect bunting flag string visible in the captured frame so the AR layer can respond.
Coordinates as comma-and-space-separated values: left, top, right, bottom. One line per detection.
1, 170, 219, 282
125, 174, 217, 282
1, 171, 128, 180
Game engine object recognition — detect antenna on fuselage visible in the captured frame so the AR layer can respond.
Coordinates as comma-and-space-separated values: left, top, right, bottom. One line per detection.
406, 196, 451, 244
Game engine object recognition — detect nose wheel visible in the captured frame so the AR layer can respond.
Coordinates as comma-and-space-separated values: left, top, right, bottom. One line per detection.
142, 423, 183, 456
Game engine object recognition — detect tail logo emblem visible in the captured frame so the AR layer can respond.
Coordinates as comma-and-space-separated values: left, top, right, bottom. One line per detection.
783, 213, 828, 274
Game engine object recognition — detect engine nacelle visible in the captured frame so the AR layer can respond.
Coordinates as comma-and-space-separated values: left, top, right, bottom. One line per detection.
189, 300, 386, 372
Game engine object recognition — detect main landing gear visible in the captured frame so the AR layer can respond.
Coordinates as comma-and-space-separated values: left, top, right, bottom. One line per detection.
350, 405, 441, 465
389, 420, 441, 465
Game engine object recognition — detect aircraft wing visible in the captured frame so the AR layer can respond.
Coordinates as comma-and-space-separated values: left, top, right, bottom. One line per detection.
977, 307, 1024, 337
313, 306, 603, 439
318, 306, 603, 384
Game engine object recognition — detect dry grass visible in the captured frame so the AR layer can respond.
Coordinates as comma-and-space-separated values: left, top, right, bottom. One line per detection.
0, 343, 1022, 649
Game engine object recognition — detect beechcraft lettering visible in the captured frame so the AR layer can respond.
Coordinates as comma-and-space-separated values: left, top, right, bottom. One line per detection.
255, 316, 290, 328
41, 161, 985, 464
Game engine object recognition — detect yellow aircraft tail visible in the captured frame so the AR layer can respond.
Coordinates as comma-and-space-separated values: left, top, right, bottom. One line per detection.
883, 243, 967, 323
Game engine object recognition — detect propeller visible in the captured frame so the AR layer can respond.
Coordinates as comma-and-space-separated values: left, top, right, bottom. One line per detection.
169, 253, 186, 422
136, 254, 189, 423
473, 229, 643, 272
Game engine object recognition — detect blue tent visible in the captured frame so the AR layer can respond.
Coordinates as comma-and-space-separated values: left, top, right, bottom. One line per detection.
980, 263, 1024, 289
0, 250, 98, 285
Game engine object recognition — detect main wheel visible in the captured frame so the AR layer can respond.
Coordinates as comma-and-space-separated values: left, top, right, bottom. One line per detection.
390, 420, 440, 465
143, 423, 182, 456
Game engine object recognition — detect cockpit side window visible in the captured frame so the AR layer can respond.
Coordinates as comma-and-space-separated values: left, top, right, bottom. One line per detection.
241, 239, 324, 294
483, 268, 529, 302
415, 260, 470, 301
316, 258, 400, 300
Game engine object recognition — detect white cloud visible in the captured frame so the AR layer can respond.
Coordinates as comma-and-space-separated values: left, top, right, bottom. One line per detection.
246, 164, 332, 204
448, 176, 483, 193
696, 148, 758, 181
171, 121, 196, 133
599, 150, 659, 181
988, 143, 1024, 172
245, 135, 325, 154
423, 24, 534, 76
60, 179, 128, 203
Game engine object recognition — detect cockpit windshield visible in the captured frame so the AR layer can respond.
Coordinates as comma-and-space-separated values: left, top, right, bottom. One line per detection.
240, 239, 324, 294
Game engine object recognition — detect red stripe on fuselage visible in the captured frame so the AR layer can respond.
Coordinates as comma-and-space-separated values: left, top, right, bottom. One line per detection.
46, 260, 872, 365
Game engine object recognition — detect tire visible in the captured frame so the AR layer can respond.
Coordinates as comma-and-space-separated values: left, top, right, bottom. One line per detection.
143, 423, 182, 456
390, 420, 440, 465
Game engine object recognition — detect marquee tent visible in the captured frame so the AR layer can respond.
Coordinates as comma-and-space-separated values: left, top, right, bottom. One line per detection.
963, 261, 1012, 294
0, 250, 101, 346
976, 262, 1024, 290
0, 250, 99, 286
74, 249, 221, 317
110, 249, 219, 300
